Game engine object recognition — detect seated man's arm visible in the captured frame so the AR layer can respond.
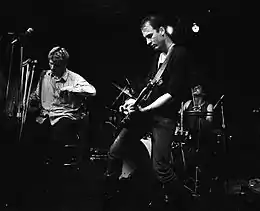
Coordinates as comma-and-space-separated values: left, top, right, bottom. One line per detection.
29, 82, 40, 109
61, 74, 96, 96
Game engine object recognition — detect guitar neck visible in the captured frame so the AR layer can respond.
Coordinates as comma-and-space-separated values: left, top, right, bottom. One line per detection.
134, 83, 153, 106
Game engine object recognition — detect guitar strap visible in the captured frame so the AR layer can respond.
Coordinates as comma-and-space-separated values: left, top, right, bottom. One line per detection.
152, 43, 175, 84
143, 44, 175, 101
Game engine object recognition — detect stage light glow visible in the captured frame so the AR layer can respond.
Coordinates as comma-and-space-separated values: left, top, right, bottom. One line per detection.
192, 22, 199, 33
166, 25, 174, 35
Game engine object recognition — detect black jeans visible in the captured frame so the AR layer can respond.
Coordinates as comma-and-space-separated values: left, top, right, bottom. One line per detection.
152, 116, 176, 183
107, 114, 176, 185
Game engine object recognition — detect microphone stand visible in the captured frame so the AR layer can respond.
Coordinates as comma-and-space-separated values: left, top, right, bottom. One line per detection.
17, 44, 24, 121
220, 101, 225, 130
5, 32, 33, 142
18, 59, 36, 142
4, 39, 16, 117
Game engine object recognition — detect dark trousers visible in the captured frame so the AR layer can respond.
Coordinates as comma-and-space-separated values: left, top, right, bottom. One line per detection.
107, 114, 176, 186
152, 116, 176, 183
21, 117, 81, 193
23, 117, 79, 164
106, 114, 195, 210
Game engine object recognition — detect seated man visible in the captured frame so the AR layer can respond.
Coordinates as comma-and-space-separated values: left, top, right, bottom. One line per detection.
27, 46, 96, 167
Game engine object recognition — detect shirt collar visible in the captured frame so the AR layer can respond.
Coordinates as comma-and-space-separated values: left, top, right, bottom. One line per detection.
51, 69, 69, 82
158, 43, 175, 66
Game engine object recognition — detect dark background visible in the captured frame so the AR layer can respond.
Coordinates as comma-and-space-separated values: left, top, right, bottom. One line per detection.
1, 0, 259, 182
2, 0, 260, 210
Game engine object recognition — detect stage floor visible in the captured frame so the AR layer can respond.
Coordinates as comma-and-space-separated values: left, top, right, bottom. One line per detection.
0, 143, 260, 211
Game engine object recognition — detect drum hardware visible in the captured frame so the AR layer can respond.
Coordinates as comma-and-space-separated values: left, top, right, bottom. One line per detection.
89, 148, 108, 161
213, 94, 225, 129
184, 111, 214, 117
248, 178, 260, 194
183, 166, 201, 198
111, 82, 133, 107
104, 81, 135, 134
184, 96, 230, 196
63, 144, 81, 166
177, 102, 187, 170
177, 94, 229, 197
213, 94, 229, 154
181, 109, 215, 197
213, 94, 224, 110
104, 106, 120, 129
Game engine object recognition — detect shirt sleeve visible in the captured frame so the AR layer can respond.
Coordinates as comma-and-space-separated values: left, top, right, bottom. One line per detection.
73, 74, 96, 96
29, 78, 40, 102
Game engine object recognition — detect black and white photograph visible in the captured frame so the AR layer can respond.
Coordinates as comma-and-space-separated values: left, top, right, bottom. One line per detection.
1, 1, 255, 211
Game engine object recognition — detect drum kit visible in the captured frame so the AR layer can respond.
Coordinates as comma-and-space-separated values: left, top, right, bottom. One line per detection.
173, 95, 228, 197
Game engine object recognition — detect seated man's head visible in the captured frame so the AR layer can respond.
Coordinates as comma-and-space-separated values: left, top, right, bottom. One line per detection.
48, 46, 69, 75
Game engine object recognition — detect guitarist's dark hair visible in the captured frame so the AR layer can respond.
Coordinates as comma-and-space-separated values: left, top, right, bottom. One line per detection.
140, 15, 165, 31
140, 14, 180, 40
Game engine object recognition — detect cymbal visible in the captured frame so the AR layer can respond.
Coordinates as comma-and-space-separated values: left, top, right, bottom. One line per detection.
112, 82, 133, 98
184, 110, 214, 116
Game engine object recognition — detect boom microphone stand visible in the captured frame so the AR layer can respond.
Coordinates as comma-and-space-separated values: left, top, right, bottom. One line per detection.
4, 29, 35, 142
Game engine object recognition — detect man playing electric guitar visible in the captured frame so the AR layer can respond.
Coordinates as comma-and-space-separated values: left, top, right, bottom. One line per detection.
104, 15, 194, 210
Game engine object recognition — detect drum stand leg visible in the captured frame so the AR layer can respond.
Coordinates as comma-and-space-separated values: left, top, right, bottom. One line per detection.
174, 137, 200, 197
184, 119, 202, 198
180, 142, 186, 171
194, 166, 200, 196
183, 167, 201, 198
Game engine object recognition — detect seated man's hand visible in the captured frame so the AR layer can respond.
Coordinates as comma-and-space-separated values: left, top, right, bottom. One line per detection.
60, 85, 74, 93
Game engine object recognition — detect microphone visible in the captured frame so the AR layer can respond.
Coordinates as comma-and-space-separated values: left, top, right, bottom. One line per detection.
11, 28, 34, 44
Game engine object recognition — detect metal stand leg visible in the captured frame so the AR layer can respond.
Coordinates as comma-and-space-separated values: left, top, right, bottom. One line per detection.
183, 118, 202, 198
194, 166, 200, 197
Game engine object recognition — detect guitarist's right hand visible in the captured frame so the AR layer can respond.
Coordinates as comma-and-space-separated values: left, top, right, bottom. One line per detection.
119, 98, 137, 115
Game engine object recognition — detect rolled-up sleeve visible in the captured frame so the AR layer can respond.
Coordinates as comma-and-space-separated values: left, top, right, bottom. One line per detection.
73, 74, 96, 96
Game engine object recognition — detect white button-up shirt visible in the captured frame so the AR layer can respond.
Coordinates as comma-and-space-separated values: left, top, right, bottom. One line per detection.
31, 69, 96, 125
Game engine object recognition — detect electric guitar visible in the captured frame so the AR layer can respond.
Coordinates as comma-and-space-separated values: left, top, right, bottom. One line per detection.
119, 65, 168, 127
119, 45, 175, 128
